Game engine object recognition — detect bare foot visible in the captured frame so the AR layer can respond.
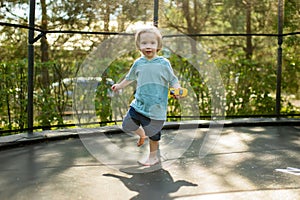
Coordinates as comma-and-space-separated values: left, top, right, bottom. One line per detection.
137, 136, 147, 147
138, 157, 160, 166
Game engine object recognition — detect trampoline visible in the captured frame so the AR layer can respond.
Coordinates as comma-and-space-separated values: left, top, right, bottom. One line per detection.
0, 119, 299, 200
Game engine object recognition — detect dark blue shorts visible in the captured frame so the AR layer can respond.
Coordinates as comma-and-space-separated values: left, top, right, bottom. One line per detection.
122, 107, 164, 141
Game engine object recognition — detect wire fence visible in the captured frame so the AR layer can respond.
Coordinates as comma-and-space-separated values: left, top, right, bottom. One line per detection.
1, 22, 300, 37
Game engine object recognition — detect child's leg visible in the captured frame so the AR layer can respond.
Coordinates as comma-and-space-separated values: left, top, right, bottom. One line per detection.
149, 139, 159, 159
138, 139, 160, 166
122, 107, 147, 147
132, 127, 147, 147
138, 119, 163, 166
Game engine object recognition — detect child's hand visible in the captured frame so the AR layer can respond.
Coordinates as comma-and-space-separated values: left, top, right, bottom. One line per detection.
172, 93, 181, 99
111, 84, 121, 92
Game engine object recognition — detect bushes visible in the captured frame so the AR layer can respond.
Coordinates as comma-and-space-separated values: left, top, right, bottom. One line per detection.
0, 50, 299, 133
0, 61, 27, 131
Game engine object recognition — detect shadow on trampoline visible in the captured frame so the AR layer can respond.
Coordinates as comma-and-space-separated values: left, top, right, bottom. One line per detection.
104, 168, 197, 200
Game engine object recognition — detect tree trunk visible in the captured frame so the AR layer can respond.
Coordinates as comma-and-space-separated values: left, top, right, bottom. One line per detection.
182, 0, 198, 54
40, 0, 51, 129
40, 0, 50, 82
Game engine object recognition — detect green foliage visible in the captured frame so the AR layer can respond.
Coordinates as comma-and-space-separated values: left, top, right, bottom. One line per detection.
35, 87, 63, 128
284, 0, 300, 32
0, 60, 27, 131
95, 76, 113, 125
217, 52, 277, 115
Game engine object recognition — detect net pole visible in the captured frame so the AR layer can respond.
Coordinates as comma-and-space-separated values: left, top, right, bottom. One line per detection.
153, 0, 159, 27
276, 0, 284, 119
27, 0, 35, 134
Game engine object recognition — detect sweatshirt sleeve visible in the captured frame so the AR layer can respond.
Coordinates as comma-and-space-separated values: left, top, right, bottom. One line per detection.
125, 61, 137, 81
165, 59, 179, 86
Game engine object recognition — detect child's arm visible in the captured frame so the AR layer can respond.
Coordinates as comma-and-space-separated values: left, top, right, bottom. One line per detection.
111, 79, 133, 92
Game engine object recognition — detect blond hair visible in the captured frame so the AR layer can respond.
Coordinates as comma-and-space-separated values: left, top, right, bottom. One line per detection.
135, 27, 163, 52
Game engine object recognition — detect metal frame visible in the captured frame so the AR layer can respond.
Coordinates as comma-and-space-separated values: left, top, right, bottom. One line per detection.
27, 0, 35, 134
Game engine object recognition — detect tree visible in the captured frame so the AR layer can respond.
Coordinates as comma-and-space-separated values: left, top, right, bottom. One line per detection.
163, 0, 216, 53
282, 0, 300, 99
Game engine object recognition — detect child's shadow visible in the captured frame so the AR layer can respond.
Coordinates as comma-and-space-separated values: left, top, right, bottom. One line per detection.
103, 166, 198, 200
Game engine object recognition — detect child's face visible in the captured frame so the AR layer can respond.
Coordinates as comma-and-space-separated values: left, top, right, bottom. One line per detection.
139, 32, 158, 60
